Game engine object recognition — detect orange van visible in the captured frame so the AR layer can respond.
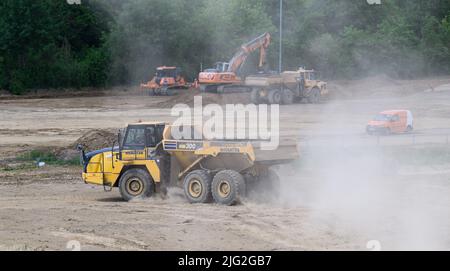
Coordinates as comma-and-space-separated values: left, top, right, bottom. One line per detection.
366, 110, 414, 135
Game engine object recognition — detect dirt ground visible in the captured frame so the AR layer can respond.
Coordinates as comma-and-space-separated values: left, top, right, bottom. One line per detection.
1, 76, 450, 251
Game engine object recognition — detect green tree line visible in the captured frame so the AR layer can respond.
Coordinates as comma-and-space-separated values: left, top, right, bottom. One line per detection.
1, 0, 449, 94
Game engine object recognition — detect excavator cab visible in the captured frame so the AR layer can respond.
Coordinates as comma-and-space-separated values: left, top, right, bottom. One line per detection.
204, 62, 229, 73
215, 62, 230, 73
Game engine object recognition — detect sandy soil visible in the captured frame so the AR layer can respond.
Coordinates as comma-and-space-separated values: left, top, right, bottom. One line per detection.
1, 76, 450, 251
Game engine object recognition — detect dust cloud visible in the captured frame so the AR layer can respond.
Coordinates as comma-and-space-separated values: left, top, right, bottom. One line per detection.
275, 99, 450, 250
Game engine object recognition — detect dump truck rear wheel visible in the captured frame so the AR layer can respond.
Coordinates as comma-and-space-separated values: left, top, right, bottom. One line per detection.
183, 170, 212, 204
212, 170, 245, 206
166, 88, 174, 96
282, 89, 294, 105
268, 89, 282, 104
251, 88, 261, 104
119, 168, 154, 201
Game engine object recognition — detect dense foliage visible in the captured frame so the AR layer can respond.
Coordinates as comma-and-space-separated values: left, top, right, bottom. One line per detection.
1, 0, 449, 93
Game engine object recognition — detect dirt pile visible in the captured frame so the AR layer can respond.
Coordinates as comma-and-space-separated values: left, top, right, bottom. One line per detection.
52, 129, 117, 161
70, 129, 117, 152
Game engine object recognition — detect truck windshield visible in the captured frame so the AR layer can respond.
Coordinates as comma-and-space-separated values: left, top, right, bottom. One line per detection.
124, 127, 145, 149
373, 114, 392, 121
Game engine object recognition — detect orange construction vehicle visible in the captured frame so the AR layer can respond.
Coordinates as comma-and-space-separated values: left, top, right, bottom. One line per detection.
141, 66, 190, 96
198, 32, 271, 93
367, 110, 414, 135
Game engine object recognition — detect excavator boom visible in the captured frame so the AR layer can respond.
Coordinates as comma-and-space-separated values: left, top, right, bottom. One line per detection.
227, 32, 271, 73
199, 32, 272, 93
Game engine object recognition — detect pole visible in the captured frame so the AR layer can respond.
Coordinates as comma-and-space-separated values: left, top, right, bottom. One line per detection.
279, 0, 283, 74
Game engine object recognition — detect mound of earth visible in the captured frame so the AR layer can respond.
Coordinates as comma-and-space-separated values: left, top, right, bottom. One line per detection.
70, 129, 117, 152
53, 129, 117, 161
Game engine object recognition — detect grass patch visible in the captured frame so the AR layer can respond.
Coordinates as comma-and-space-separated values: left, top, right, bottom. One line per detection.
17, 150, 80, 166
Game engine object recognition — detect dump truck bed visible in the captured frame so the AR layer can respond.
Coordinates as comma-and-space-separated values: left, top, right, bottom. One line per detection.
252, 141, 299, 164
163, 139, 298, 179
245, 74, 284, 87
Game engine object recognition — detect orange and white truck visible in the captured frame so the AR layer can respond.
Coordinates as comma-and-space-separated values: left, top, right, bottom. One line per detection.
366, 110, 414, 135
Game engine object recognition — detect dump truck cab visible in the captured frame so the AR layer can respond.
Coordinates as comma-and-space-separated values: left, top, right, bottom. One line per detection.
297, 68, 327, 93
81, 122, 167, 195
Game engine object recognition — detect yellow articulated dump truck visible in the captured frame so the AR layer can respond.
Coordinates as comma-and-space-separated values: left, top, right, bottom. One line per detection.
246, 68, 328, 105
79, 122, 298, 205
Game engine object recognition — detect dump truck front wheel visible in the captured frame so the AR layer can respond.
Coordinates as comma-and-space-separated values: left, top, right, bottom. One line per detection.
212, 170, 245, 206
183, 170, 212, 204
307, 88, 321, 104
119, 168, 155, 201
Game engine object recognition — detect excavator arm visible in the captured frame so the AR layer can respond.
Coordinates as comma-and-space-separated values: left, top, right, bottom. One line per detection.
227, 32, 271, 73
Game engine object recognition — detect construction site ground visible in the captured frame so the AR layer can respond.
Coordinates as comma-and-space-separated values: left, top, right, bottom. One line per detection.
1, 75, 450, 251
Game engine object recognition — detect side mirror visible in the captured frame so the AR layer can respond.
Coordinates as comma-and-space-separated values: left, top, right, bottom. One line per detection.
118, 131, 122, 151
77, 144, 86, 165
76, 144, 84, 152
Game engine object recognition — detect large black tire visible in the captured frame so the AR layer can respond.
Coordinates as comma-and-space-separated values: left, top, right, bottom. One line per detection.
307, 88, 321, 104
160, 86, 169, 96
251, 88, 261, 104
281, 89, 294, 105
268, 89, 282, 104
212, 170, 245, 206
183, 170, 212, 204
118, 168, 155, 201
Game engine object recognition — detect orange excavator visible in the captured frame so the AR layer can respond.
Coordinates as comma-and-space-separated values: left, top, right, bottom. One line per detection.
198, 32, 271, 93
